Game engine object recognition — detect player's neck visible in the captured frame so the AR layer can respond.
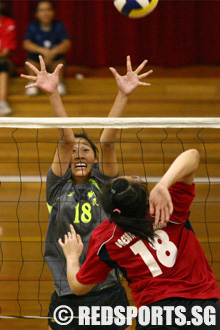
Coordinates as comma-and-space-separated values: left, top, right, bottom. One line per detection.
40, 22, 52, 30
72, 175, 90, 185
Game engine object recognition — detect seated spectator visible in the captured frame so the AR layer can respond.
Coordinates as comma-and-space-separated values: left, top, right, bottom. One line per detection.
23, 0, 71, 96
0, 0, 17, 116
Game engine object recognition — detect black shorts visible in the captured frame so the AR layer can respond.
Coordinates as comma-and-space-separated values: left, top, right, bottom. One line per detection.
27, 52, 65, 63
48, 282, 130, 330
0, 58, 9, 73
136, 298, 220, 330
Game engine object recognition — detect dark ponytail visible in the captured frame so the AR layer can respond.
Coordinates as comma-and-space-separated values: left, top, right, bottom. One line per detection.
100, 178, 154, 242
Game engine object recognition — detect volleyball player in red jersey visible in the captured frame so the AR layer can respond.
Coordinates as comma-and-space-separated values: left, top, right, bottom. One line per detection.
59, 149, 220, 329
0, 0, 16, 115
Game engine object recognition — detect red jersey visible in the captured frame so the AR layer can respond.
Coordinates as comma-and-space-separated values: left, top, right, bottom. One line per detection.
76, 182, 220, 308
0, 16, 16, 52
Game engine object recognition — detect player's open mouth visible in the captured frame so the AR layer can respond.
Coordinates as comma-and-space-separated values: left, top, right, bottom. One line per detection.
75, 163, 87, 169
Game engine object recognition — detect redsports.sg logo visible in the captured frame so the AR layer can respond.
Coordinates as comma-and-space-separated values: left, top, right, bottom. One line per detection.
53, 305, 217, 326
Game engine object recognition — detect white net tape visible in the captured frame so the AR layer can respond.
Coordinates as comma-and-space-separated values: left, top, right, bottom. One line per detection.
0, 117, 220, 128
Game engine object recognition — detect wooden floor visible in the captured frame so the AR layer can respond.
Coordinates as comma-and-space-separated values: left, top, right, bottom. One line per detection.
0, 66, 220, 330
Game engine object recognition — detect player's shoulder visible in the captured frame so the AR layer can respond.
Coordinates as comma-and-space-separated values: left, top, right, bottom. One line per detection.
169, 181, 195, 196
53, 20, 65, 29
26, 20, 39, 32
29, 20, 38, 27
47, 166, 72, 182
90, 220, 118, 252
91, 219, 114, 240
93, 219, 111, 232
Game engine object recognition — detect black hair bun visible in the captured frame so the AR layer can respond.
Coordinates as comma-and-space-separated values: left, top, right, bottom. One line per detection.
112, 178, 138, 206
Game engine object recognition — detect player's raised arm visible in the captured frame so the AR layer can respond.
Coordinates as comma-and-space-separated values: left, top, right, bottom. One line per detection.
58, 225, 95, 295
21, 55, 75, 177
99, 56, 153, 177
150, 149, 200, 227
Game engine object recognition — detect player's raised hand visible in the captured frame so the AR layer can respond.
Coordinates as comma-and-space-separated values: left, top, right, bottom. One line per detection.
149, 183, 173, 228
21, 55, 63, 94
58, 224, 84, 261
109, 55, 153, 96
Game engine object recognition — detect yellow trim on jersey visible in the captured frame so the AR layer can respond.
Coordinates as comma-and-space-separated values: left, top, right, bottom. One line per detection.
46, 178, 100, 215
89, 178, 101, 191
47, 203, 53, 214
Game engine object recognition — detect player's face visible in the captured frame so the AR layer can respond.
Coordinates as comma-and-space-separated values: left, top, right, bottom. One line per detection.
70, 138, 97, 183
35, 2, 55, 25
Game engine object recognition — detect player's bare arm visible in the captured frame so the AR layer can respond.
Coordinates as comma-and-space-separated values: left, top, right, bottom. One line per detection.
21, 55, 75, 177
58, 224, 95, 295
99, 55, 153, 176
150, 149, 200, 227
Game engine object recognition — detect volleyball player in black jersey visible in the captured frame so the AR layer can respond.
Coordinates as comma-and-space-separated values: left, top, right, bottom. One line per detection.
21, 55, 152, 330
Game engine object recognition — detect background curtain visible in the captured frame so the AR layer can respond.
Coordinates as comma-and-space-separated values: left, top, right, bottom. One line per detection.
5, 0, 220, 67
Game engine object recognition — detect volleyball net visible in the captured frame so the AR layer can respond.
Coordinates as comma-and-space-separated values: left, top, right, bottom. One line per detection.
0, 117, 219, 319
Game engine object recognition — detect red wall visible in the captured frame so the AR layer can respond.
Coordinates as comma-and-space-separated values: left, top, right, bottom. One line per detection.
6, 0, 220, 67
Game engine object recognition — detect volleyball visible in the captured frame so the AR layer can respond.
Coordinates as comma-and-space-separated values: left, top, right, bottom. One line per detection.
113, 0, 159, 18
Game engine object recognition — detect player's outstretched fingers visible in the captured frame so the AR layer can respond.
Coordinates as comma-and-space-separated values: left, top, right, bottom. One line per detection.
138, 70, 153, 80
154, 207, 161, 226
25, 83, 37, 89
64, 234, 68, 243
160, 209, 165, 225
58, 238, 64, 248
39, 55, 46, 71
135, 59, 148, 74
25, 61, 39, 75
109, 67, 120, 79
54, 63, 64, 75
76, 234, 82, 245
169, 201, 174, 216
139, 82, 151, 87
149, 203, 155, 218
20, 74, 37, 81
70, 224, 77, 236
165, 206, 170, 223
126, 55, 132, 72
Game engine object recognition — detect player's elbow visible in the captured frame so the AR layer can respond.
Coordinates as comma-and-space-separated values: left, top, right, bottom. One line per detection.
23, 40, 31, 51
99, 141, 115, 151
66, 39, 72, 50
59, 138, 75, 148
188, 149, 200, 171
62, 39, 72, 53
70, 283, 94, 296
71, 287, 86, 296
